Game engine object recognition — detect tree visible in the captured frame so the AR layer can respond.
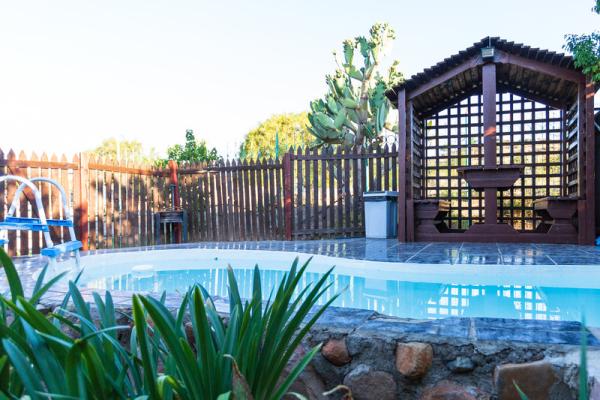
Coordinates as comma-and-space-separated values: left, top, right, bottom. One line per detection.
163, 129, 220, 165
240, 113, 313, 159
564, 1, 600, 82
89, 138, 158, 163
308, 22, 404, 148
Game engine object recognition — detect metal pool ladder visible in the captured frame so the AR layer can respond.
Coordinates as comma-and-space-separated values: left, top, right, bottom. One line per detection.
0, 175, 82, 269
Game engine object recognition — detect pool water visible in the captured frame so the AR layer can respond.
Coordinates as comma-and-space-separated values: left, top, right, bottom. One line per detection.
83, 266, 600, 326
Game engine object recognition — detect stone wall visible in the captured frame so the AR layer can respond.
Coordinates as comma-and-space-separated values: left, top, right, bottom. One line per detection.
296, 308, 600, 400
40, 295, 600, 400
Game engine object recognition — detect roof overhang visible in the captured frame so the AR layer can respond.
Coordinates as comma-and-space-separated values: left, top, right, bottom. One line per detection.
387, 37, 587, 117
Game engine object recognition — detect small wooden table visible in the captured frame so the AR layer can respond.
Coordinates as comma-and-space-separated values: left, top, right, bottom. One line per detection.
154, 210, 188, 244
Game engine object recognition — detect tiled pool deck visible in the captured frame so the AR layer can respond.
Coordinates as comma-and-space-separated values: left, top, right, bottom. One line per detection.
12, 238, 600, 267
124, 238, 600, 266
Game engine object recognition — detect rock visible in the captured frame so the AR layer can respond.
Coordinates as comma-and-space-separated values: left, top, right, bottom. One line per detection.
590, 378, 600, 400
343, 364, 396, 400
321, 338, 352, 366
447, 356, 475, 373
283, 345, 328, 400
494, 360, 557, 400
184, 322, 195, 348
396, 342, 433, 379
591, 376, 600, 400
420, 380, 489, 400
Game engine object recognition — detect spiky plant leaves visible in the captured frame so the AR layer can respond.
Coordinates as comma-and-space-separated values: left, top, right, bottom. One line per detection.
0, 248, 24, 301
579, 316, 588, 400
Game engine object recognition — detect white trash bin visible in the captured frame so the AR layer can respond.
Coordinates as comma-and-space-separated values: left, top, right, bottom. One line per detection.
363, 191, 399, 238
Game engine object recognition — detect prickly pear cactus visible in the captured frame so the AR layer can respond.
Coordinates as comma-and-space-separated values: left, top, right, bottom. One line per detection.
308, 23, 404, 147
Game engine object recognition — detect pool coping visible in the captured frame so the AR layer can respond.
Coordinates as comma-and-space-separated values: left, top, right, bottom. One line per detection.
5, 241, 600, 347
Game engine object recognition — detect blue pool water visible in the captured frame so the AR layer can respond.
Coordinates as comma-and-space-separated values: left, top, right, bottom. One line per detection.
83, 266, 600, 326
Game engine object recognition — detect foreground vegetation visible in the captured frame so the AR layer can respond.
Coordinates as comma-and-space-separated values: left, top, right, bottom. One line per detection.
0, 249, 338, 399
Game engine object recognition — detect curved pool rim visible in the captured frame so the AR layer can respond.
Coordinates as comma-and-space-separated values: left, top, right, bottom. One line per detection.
7, 242, 600, 342
54, 247, 600, 290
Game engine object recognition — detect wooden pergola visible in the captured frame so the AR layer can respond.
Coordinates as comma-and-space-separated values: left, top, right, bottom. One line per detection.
387, 37, 597, 244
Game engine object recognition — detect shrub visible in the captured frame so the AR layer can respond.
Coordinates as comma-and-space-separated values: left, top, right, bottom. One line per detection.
0, 249, 338, 399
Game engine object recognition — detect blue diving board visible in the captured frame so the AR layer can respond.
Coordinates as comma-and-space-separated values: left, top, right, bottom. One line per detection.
4, 216, 73, 227
41, 241, 83, 257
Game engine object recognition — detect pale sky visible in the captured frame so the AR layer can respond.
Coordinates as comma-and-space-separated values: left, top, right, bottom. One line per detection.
1, 0, 598, 159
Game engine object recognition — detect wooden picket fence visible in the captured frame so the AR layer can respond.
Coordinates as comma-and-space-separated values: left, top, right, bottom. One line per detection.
0, 145, 399, 256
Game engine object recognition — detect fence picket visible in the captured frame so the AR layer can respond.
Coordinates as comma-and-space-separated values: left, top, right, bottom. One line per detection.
0, 145, 396, 254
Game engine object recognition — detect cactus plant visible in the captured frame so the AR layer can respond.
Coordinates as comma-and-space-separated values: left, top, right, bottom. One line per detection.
308, 23, 404, 147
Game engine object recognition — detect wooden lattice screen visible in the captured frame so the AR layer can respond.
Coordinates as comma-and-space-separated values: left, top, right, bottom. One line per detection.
419, 93, 564, 231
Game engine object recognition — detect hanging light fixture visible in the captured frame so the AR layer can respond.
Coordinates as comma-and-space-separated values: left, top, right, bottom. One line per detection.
481, 37, 495, 61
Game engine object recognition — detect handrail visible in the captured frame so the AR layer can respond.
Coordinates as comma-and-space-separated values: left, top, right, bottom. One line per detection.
0, 175, 53, 247
9, 177, 78, 245
9, 177, 73, 220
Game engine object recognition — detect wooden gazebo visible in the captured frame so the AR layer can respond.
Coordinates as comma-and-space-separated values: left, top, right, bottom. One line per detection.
387, 37, 596, 244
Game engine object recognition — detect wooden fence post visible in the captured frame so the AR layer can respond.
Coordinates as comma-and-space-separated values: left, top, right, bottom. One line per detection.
283, 152, 293, 240
168, 160, 182, 242
77, 153, 89, 251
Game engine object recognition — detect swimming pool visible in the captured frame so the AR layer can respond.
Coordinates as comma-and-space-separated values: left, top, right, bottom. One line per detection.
58, 247, 600, 326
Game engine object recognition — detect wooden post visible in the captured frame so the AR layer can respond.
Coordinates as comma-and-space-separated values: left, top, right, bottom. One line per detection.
580, 77, 596, 244
397, 89, 408, 241
77, 153, 89, 251
585, 77, 597, 243
167, 160, 181, 242
482, 62, 498, 225
406, 101, 415, 242
283, 152, 293, 240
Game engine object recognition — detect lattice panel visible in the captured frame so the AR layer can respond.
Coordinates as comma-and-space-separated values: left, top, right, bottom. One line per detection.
422, 93, 563, 231
564, 102, 579, 196
423, 95, 484, 230
410, 112, 425, 200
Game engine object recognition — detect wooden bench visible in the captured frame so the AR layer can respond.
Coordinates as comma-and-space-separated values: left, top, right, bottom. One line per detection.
414, 199, 451, 235
533, 197, 578, 235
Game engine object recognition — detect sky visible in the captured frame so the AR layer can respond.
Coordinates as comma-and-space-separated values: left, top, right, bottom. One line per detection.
0, 0, 598, 159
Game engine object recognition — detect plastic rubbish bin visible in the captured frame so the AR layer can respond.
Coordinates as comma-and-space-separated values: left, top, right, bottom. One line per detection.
363, 191, 399, 238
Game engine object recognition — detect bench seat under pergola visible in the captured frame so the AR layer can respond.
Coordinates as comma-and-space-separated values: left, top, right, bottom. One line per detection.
387, 37, 596, 244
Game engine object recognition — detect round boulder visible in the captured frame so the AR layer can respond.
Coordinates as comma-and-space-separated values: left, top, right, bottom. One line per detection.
396, 342, 433, 379
321, 337, 352, 366
343, 364, 396, 400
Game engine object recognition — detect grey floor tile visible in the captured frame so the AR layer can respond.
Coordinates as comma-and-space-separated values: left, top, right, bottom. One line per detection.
501, 255, 556, 265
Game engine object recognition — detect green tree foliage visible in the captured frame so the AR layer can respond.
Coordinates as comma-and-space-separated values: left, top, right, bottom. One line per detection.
163, 129, 220, 165
90, 138, 158, 163
308, 22, 404, 147
564, 1, 600, 82
240, 113, 313, 159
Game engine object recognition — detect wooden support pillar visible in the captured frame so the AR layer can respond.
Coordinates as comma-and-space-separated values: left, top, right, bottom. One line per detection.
406, 101, 415, 242
398, 89, 408, 241
580, 77, 596, 244
586, 78, 597, 243
482, 62, 498, 225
